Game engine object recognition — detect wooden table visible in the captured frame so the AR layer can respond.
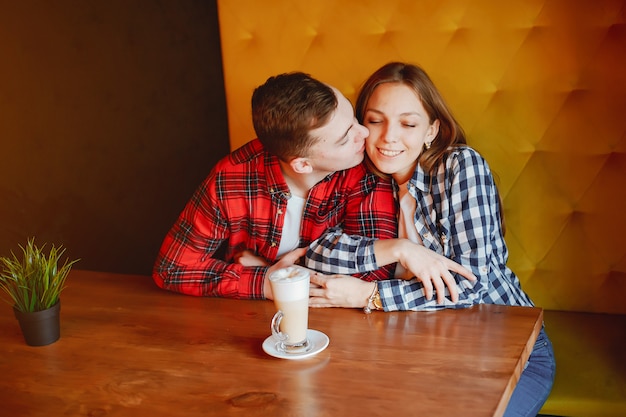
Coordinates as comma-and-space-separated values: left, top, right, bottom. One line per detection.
0, 270, 543, 417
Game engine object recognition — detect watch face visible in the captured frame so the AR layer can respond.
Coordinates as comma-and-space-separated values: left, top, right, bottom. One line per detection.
373, 293, 383, 310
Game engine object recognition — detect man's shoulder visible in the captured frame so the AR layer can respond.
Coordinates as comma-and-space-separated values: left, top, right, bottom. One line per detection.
333, 162, 368, 180
213, 139, 266, 172
326, 163, 388, 195
229, 139, 265, 163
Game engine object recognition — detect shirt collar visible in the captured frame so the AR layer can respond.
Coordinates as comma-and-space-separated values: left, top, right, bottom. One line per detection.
405, 162, 431, 195
263, 152, 291, 197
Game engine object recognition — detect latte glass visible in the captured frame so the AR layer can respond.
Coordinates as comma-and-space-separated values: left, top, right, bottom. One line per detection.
269, 267, 311, 354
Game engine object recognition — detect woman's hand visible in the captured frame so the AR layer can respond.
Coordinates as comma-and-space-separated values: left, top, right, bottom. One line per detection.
399, 242, 476, 304
309, 272, 375, 308
374, 239, 477, 304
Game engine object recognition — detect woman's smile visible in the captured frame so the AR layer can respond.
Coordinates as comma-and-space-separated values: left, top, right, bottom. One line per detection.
377, 147, 404, 157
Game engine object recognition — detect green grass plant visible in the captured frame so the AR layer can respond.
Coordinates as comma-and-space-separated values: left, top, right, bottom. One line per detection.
0, 238, 79, 312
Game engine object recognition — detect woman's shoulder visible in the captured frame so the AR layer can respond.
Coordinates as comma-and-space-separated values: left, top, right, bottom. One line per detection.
446, 146, 490, 169
442, 146, 495, 183
448, 145, 483, 160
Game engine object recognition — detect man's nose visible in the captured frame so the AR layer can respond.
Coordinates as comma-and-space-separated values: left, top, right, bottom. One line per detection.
356, 124, 369, 140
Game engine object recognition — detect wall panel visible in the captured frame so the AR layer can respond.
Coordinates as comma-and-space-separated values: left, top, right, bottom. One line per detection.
0, 1, 230, 275
218, 0, 626, 313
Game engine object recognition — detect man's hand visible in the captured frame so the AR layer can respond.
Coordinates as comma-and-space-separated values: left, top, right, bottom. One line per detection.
233, 250, 269, 267
261, 248, 307, 300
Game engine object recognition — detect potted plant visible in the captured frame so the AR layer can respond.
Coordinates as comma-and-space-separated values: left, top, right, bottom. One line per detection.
0, 238, 79, 346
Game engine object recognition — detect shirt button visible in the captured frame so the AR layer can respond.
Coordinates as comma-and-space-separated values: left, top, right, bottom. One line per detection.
271, 242, 277, 247
480, 266, 488, 273
423, 233, 432, 239
277, 209, 283, 215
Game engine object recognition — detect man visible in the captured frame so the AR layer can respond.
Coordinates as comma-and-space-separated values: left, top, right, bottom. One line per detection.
152, 72, 397, 299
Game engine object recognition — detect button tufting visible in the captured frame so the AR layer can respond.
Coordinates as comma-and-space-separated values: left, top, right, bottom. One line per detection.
218, 0, 626, 314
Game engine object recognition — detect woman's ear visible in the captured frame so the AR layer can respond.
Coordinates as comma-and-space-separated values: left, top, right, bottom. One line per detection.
428, 119, 440, 142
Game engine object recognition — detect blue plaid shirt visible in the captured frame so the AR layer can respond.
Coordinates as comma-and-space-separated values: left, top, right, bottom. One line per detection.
305, 146, 534, 311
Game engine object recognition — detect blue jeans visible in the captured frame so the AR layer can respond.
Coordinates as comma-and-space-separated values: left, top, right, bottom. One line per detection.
504, 327, 556, 417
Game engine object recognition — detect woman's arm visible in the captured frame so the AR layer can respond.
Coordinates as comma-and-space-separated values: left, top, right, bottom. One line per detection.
308, 148, 501, 311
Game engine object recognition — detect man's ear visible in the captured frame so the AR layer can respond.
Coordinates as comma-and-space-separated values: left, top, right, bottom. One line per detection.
289, 157, 313, 174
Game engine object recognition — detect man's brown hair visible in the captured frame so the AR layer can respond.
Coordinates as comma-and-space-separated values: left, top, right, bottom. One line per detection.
252, 72, 337, 161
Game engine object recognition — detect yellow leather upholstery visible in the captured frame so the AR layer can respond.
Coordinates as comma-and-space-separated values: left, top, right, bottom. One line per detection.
217, 0, 626, 314
540, 310, 626, 417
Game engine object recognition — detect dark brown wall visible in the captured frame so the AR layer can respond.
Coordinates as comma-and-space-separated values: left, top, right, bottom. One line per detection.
0, 1, 230, 275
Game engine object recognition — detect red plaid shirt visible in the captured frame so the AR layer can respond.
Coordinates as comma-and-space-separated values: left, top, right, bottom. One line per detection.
153, 139, 397, 299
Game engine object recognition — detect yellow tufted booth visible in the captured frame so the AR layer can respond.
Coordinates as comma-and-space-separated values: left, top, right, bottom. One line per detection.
217, 1, 625, 415
218, 0, 626, 315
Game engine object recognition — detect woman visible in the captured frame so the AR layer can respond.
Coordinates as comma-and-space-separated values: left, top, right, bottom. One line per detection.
306, 62, 555, 416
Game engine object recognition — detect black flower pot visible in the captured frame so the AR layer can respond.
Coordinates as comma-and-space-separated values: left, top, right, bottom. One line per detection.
13, 301, 61, 346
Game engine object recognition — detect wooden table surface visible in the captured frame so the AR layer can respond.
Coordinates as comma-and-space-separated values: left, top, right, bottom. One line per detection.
0, 270, 543, 417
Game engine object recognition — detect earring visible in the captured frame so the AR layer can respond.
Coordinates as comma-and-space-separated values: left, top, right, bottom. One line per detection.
424, 141, 432, 150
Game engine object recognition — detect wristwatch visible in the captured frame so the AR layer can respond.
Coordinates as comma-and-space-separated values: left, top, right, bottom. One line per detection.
364, 285, 384, 313
372, 289, 383, 310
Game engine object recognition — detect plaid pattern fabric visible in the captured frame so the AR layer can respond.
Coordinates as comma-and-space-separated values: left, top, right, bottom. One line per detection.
308, 146, 534, 311
153, 139, 396, 299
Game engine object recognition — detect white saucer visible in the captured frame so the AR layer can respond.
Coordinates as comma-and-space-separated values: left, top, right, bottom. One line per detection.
262, 329, 329, 360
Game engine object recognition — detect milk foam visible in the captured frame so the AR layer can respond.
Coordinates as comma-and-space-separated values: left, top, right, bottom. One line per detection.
269, 267, 310, 301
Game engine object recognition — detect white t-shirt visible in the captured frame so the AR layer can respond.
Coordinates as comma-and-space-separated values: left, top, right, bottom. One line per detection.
277, 194, 306, 258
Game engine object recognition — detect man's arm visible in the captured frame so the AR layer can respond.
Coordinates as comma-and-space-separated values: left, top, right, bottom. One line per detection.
152, 174, 266, 299
306, 172, 397, 281
152, 230, 267, 299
